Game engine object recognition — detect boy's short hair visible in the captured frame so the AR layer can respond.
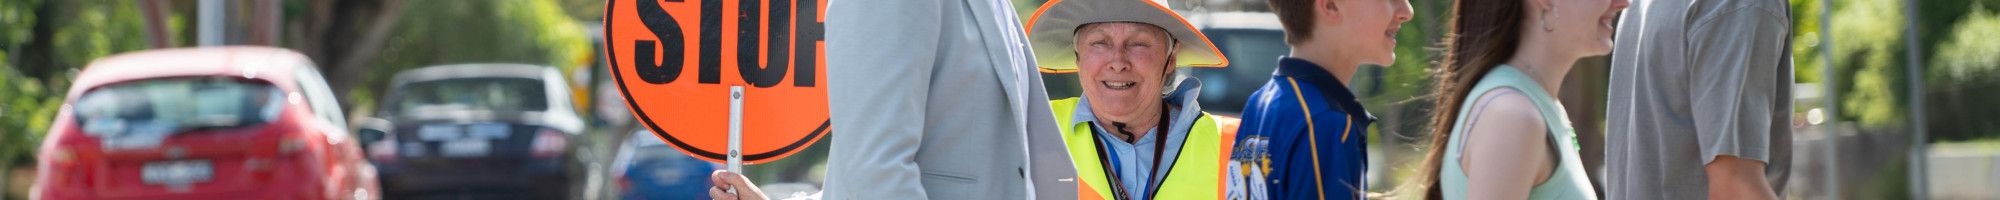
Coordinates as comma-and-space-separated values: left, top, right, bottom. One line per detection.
1269, 0, 1315, 45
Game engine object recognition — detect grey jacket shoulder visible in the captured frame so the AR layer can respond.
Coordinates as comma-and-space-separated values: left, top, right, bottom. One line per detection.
822, 0, 1074, 199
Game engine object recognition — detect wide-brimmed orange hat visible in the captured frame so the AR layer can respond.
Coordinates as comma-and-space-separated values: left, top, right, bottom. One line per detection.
1026, 0, 1229, 73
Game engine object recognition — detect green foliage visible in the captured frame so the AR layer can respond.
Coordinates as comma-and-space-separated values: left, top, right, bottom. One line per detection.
1789, 0, 1823, 84
1, 0, 147, 169
555, 0, 605, 22
50, 1, 150, 69
375, 0, 590, 70
1835, 0, 1910, 129
1914, 0, 2000, 59
1790, 0, 1911, 129
1795, 0, 2000, 138
0, 59, 62, 168
1932, 7, 2000, 81
0, 0, 42, 48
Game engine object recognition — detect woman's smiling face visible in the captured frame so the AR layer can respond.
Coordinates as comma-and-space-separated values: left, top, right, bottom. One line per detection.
1073, 22, 1176, 123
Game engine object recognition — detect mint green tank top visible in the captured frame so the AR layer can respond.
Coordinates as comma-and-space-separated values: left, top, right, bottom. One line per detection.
1439, 65, 1597, 199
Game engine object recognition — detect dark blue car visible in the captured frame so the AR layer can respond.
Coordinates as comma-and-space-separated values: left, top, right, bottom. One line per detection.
358, 64, 589, 199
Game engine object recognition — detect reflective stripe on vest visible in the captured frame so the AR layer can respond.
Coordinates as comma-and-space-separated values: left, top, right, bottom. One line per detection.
1051, 98, 1231, 200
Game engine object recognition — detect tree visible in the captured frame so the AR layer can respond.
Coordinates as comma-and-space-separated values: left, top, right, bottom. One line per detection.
0, 57, 62, 200
1926, 7, 2000, 140
1790, 0, 1911, 129
1, 0, 151, 198
285, 0, 407, 111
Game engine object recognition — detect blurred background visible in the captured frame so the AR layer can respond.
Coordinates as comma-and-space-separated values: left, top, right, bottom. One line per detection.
0, 0, 1993, 199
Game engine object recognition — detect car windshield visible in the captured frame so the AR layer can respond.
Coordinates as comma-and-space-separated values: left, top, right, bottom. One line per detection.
395, 78, 548, 115
73, 77, 284, 148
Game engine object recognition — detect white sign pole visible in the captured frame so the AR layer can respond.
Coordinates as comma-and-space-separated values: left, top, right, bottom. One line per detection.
727, 86, 746, 194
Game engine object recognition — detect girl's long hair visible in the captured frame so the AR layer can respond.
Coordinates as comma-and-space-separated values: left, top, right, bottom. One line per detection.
1415, 0, 1527, 198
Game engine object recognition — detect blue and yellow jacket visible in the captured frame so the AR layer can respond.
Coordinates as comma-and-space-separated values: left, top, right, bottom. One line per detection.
1229, 57, 1374, 200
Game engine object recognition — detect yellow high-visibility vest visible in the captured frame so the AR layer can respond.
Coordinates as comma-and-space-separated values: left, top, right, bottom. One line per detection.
1050, 97, 1233, 200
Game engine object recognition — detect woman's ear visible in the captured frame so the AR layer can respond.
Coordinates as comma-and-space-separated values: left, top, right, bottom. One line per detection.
1530, 0, 1555, 18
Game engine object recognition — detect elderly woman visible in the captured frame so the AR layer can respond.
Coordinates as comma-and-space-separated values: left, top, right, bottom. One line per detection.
707, 0, 1232, 199
1025, 0, 1233, 199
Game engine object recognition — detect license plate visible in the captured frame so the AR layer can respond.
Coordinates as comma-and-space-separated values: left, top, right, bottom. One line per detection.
440, 139, 491, 157
418, 125, 464, 141
143, 160, 213, 186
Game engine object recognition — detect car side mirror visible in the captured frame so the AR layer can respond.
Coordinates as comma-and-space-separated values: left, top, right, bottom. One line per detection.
355, 118, 393, 149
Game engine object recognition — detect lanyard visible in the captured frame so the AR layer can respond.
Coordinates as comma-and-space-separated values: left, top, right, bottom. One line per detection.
1090, 125, 1158, 200
1088, 104, 1173, 200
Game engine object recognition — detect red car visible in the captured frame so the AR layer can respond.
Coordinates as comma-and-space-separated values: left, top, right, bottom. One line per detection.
33, 46, 380, 200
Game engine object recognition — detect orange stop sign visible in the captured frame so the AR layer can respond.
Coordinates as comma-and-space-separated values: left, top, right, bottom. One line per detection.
603, 0, 827, 164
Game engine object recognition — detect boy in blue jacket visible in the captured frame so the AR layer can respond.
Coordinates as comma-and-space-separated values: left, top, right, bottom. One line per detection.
1227, 0, 1411, 199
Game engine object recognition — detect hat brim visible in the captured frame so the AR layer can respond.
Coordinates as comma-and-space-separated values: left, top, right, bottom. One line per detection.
1025, 0, 1230, 73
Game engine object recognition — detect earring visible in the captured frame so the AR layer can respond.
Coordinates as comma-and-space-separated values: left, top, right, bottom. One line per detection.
1542, 8, 1556, 32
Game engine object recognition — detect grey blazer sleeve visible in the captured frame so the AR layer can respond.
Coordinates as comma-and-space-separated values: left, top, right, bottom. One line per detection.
822, 0, 942, 198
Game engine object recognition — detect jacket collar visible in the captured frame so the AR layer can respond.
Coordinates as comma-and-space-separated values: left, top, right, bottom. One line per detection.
1275, 56, 1371, 119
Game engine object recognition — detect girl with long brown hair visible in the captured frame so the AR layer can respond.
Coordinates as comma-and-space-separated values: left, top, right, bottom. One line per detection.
1412, 0, 1628, 198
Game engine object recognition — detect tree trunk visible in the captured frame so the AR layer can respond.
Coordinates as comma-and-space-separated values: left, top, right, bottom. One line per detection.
2, 157, 12, 200
17, 0, 63, 78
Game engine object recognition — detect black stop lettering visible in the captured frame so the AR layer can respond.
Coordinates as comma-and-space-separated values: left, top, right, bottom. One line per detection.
633, 0, 684, 84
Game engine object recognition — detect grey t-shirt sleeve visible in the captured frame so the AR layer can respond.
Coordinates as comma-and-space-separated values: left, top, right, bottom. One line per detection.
1685, 6, 1792, 165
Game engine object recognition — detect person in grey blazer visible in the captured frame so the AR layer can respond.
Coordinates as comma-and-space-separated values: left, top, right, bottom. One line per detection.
708, 0, 1078, 199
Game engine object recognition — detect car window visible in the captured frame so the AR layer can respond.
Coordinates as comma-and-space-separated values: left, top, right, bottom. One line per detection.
73, 77, 284, 148
293, 65, 347, 128
394, 78, 549, 115
542, 69, 582, 116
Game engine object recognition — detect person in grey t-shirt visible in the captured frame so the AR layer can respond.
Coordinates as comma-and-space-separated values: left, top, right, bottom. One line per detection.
1604, 0, 1793, 199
